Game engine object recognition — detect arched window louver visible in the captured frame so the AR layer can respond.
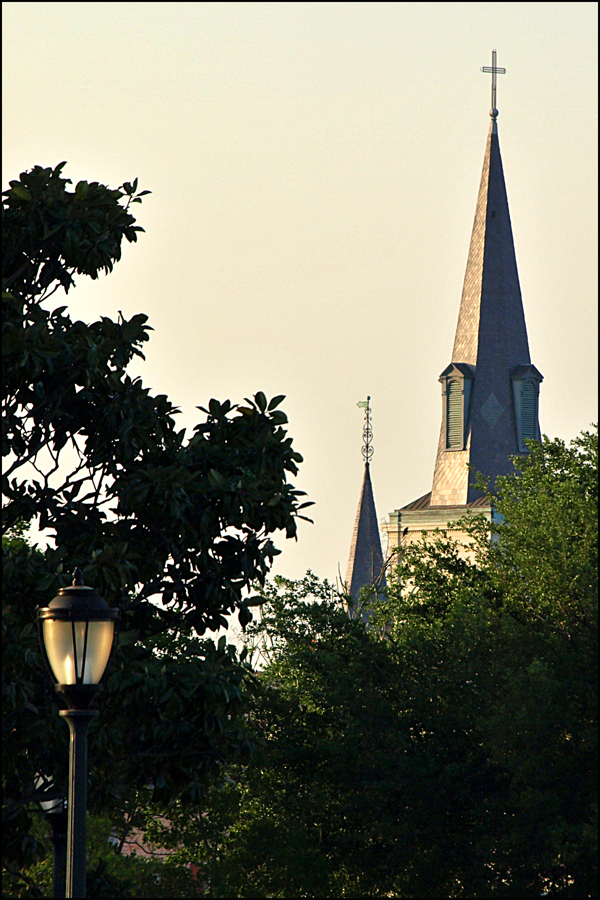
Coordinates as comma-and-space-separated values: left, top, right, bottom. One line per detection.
521, 381, 536, 442
511, 365, 543, 452
440, 363, 473, 452
446, 380, 463, 449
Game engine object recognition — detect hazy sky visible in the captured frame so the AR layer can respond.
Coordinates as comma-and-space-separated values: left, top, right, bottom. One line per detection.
3, 2, 597, 585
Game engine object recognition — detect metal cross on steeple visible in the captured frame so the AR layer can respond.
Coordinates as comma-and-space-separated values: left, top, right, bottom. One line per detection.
481, 49, 506, 116
357, 397, 373, 466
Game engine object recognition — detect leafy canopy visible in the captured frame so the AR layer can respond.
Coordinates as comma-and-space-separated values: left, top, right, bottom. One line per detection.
3, 160, 312, 635
159, 430, 597, 898
2, 161, 312, 892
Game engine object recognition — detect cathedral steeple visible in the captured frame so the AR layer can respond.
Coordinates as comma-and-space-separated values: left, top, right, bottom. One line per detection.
345, 398, 385, 620
430, 57, 542, 506
384, 52, 543, 556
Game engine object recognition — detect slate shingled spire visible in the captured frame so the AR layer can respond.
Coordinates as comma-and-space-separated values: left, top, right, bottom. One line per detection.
430, 110, 542, 506
383, 58, 543, 556
345, 463, 385, 618
345, 398, 385, 620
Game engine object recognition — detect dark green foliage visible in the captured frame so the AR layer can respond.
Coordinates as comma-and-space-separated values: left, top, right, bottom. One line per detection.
3, 163, 146, 296
3, 163, 309, 635
2, 163, 311, 895
2, 811, 201, 898
488, 430, 597, 630
163, 431, 597, 897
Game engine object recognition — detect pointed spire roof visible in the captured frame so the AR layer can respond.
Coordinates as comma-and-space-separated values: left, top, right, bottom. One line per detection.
430, 110, 542, 506
450, 116, 530, 369
345, 463, 385, 614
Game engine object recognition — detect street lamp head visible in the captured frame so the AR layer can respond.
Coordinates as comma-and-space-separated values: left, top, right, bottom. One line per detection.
37, 568, 120, 709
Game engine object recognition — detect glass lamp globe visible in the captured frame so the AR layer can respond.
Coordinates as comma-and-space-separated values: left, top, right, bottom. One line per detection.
37, 569, 120, 707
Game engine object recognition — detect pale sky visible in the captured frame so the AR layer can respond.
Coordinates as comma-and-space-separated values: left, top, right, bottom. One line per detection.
3, 2, 597, 585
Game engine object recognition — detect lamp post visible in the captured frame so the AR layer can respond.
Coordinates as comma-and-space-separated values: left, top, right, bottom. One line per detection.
37, 569, 119, 899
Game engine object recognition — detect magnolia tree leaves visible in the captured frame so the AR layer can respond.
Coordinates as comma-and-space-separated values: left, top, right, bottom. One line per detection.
3, 162, 312, 637
2, 162, 312, 885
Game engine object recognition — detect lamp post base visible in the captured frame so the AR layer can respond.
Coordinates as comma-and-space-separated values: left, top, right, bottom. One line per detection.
45, 807, 68, 899
59, 709, 98, 899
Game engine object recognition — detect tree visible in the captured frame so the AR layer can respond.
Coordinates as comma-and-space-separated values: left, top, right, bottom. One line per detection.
162, 430, 597, 897
2, 163, 312, 894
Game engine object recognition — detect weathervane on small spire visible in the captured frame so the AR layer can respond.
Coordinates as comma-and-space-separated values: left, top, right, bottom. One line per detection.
356, 397, 373, 466
481, 49, 506, 119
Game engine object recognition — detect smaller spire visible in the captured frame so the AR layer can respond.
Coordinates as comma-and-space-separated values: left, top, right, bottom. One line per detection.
345, 399, 385, 622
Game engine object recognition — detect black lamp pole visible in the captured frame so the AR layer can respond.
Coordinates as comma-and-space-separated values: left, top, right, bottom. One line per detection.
44, 803, 68, 899
37, 569, 119, 899
61, 709, 97, 897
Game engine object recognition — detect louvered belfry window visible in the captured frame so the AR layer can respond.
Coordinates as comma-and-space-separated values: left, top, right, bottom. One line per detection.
521, 381, 536, 442
446, 379, 463, 449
